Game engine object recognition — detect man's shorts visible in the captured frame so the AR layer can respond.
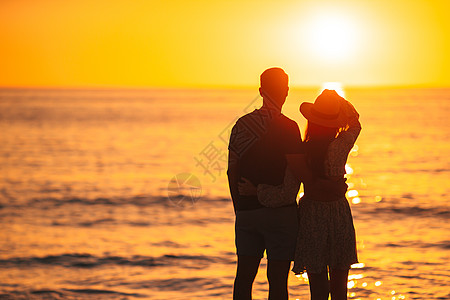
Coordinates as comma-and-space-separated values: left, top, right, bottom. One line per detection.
235, 205, 298, 261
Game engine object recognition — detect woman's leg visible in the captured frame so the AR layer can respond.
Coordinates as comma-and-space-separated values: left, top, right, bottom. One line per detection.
329, 268, 349, 300
307, 269, 329, 300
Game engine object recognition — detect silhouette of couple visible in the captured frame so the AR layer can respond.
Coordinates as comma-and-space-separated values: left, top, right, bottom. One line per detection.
227, 67, 361, 300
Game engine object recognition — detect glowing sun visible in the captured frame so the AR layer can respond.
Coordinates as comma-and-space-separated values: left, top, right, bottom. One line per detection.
306, 13, 358, 61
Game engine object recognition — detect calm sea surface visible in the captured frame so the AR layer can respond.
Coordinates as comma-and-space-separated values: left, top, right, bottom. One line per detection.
0, 87, 449, 299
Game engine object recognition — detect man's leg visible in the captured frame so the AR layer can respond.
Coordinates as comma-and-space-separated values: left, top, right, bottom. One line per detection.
267, 259, 291, 300
307, 269, 329, 300
329, 268, 349, 300
233, 255, 261, 300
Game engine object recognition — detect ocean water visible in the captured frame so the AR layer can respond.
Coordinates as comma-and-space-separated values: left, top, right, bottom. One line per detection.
0, 87, 449, 300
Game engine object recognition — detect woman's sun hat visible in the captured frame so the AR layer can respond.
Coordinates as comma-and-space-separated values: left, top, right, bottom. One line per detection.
300, 89, 347, 128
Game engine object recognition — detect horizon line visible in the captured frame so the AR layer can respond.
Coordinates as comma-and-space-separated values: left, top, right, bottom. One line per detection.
0, 83, 449, 90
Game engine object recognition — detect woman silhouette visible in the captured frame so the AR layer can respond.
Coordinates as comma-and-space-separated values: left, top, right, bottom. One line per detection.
239, 89, 361, 300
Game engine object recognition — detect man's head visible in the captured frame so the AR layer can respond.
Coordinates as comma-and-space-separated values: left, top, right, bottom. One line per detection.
259, 67, 289, 111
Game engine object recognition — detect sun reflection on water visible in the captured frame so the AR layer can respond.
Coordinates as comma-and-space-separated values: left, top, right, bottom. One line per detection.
347, 280, 355, 289
345, 164, 354, 175
346, 188, 361, 204
352, 197, 361, 204
350, 144, 359, 157
348, 274, 364, 280
294, 262, 410, 299
347, 189, 359, 197
351, 262, 365, 268
321, 82, 346, 98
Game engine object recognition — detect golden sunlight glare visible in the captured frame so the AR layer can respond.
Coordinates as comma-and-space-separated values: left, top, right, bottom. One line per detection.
306, 13, 358, 62
321, 82, 346, 97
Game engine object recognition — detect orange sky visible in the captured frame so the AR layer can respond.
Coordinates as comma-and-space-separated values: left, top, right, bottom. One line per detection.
0, 0, 449, 88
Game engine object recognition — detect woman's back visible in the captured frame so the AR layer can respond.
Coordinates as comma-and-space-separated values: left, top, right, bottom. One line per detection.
301, 100, 361, 200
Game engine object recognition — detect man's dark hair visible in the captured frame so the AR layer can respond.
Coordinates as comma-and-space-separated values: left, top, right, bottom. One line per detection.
260, 67, 289, 108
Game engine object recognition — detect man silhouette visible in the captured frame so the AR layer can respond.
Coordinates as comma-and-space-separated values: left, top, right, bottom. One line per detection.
228, 67, 303, 299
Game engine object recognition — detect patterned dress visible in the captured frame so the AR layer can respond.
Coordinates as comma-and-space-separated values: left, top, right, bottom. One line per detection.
257, 101, 361, 274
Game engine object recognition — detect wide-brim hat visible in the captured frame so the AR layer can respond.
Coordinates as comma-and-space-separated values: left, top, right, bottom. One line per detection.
300, 89, 347, 128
